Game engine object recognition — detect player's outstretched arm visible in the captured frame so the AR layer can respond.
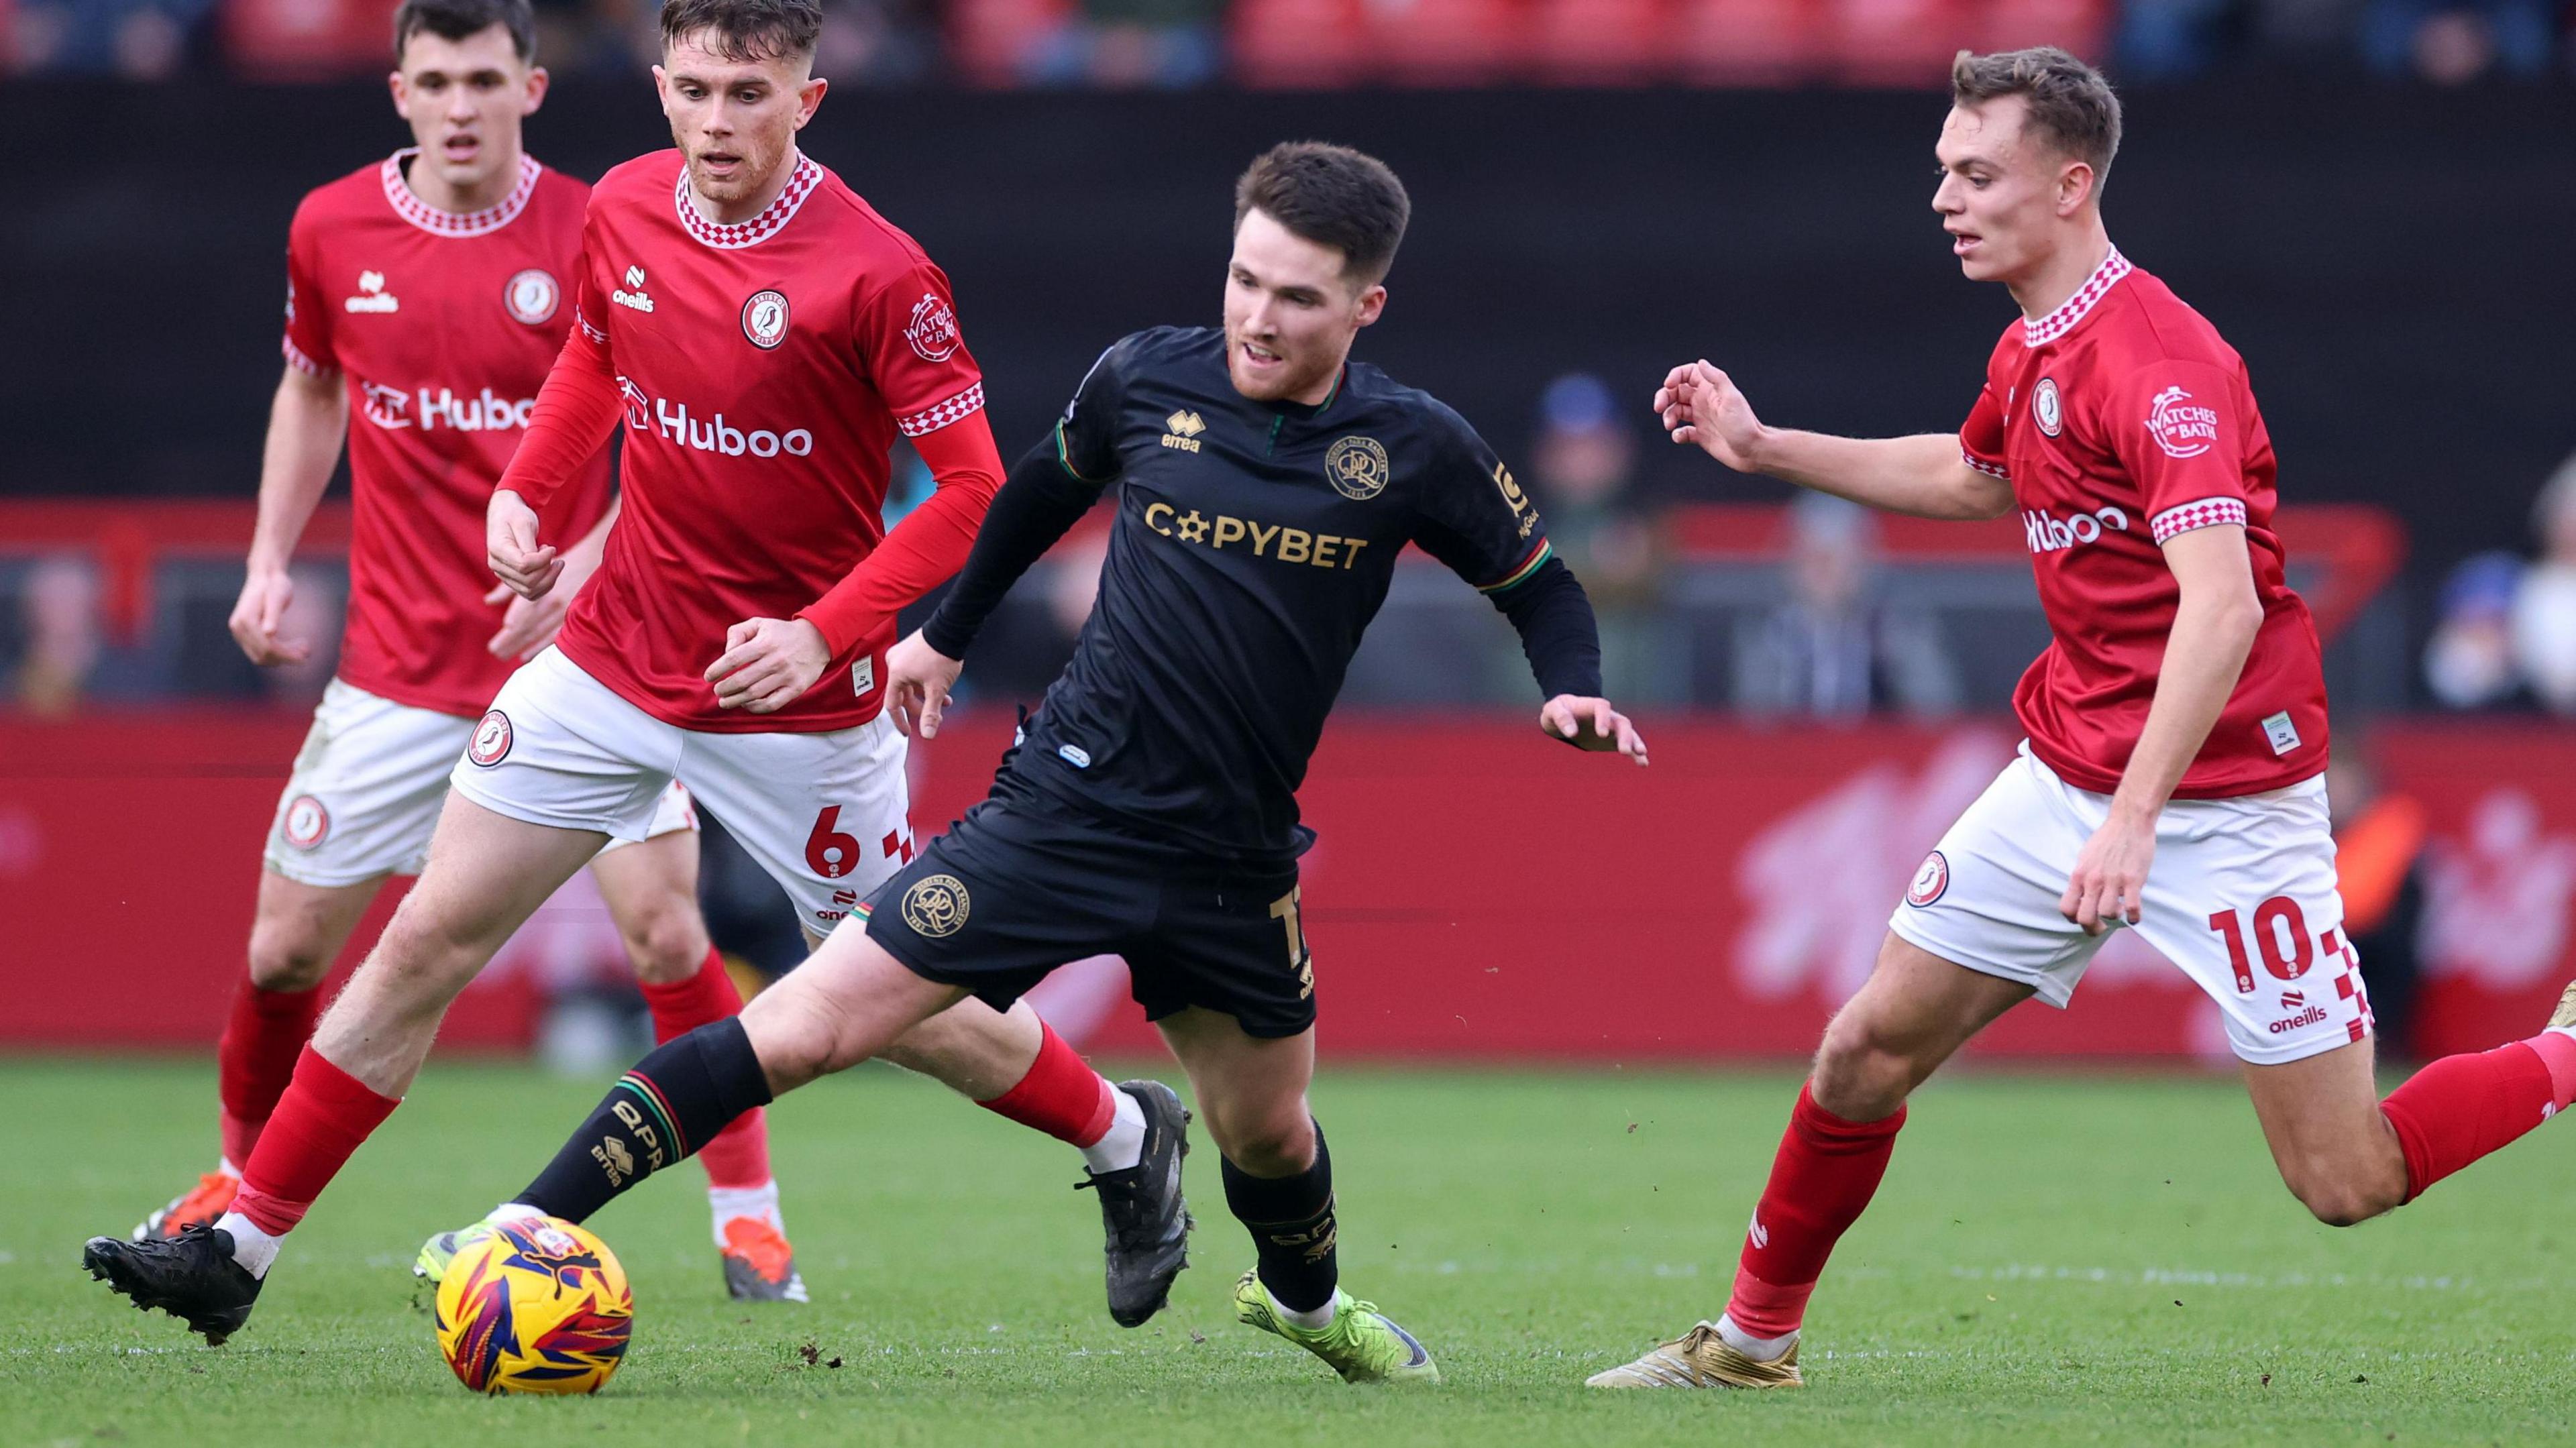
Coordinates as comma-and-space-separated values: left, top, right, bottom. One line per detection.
486, 495, 621, 661
1654, 360, 2012, 522
487, 325, 629, 600
229, 364, 348, 666
794, 416, 1009, 667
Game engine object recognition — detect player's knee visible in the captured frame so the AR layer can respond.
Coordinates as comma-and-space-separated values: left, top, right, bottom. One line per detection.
1205, 1101, 1314, 1176
245, 917, 337, 992
2284, 1160, 2404, 1227
620, 903, 711, 985
1811, 1013, 1917, 1121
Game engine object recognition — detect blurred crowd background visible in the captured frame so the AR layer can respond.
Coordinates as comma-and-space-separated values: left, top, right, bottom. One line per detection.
9, 0, 2576, 88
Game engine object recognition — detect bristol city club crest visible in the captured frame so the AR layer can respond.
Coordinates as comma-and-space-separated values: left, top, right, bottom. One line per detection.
282, 794, 331, 850
1905, 850, 1950, 907
504, 268, 559, 326
904, 292, 960, 361
468, 710, 514, 767
2033, 376, 2063, 437
741, 289, 791, 350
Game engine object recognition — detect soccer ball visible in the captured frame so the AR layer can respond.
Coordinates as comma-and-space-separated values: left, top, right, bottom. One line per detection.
433, 1216, 633, 1395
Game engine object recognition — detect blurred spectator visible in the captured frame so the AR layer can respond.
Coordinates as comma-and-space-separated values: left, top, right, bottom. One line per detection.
1526, 374, 1668, 703
1024, 0, 1221, 85
2512, 450, 2576, 712
12, 556, 103, 715
2114, 0, 2237, 78
2329, 740, 2428, 1060
1732, 492, 1962, 720
816, 0, 938, 83
2424, 551, 2532, 709
2361, 0, 2556, 78
11, 0, 211, 76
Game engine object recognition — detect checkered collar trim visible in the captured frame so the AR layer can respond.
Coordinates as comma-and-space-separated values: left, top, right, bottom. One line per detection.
379, 149, 541, 238
2023, 245, 2131, 347
673, 154, 822, 250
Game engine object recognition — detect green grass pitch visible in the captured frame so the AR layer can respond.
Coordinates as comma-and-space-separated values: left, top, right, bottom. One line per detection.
6, 1056, 2573, 1446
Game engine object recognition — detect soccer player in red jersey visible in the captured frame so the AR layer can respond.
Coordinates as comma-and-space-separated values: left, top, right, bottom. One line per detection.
85, 0, 1168, 1343
1593, 48, 2576, 1389
131, 0, 815, 1301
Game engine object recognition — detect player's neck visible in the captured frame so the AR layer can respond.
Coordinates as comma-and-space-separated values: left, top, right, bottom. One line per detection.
401, 144, 525, 216
2006, 223, 2114, 323
685, 147, 802, 227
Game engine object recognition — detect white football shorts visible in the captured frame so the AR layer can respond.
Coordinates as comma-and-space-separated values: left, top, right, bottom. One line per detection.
448, 647, 911, 936
265, 677, 692, 888
1889, 742, 2371, 1066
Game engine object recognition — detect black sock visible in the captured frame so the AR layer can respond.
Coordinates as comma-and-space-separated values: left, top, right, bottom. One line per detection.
1221, 1121, 1338, 1313
514, 1019, 772, 1222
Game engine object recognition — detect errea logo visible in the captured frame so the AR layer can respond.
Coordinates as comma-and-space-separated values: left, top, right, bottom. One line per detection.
1161, 410, 1206, 453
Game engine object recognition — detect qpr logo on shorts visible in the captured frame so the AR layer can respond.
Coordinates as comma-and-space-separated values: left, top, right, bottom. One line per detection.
2033, 376, 2063, 437
901, 873, 971, 938
904, 292, 960, 362
468, 710, 514, 767
503, 268, 560, 326
1905, 850, 1950, 907
740, 288, 790, 350
282, 794, 331, 850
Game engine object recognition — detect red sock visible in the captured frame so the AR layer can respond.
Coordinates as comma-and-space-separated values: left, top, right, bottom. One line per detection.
1725, 1082, 1907, 1339
2379, 1030, 2576, 1201
977, 1023, 1117, 1147
637, 948, 771, 1192
230, 1046, 400, 1236
216, 979, 325, 1169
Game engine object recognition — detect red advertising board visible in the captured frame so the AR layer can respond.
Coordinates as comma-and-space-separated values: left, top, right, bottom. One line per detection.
1, 712, 2564, 1062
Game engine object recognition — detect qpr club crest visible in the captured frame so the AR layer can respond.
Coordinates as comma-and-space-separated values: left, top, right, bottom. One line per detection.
468, 710, 514, 767
904, 292, 960, 362
282, 794, 331, 850
2033, 376, 2062, 437
901, 873, 971, 938
1905, 850, 1950, 907
1325, 435, 1390, 501
504, 268, 559, 326
740, 288, 790, 350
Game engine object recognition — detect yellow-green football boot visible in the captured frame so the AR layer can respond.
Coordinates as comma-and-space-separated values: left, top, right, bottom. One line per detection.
1232, 1269, 1440, 1384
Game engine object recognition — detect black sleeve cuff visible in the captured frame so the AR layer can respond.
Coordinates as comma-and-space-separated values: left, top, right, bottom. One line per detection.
922, 441, 1104, 658
1489, 557, 1604, 700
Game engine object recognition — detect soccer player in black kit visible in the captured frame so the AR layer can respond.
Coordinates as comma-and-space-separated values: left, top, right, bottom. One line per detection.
462, 142, 1648, 1384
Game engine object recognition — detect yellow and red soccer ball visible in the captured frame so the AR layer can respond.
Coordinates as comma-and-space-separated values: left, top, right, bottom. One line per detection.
433, 1216, 633, 1395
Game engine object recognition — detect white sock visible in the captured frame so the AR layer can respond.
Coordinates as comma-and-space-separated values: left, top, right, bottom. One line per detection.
1081, 1085, 1148, 1175
215, 1158, 242, 1180
486, 1201, 545, 1229
213, 1211, 281, 1280
1267, 1284, 1336, 1332
2548, 1025, 2576, 1044
708, 1180, 784, 1248
1714, 1312, 1796, 1362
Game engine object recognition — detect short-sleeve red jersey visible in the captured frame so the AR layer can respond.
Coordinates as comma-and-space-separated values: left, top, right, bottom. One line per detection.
551, 150, 987, 733
282, 149, 612, 717
1958, 246, 2328, 799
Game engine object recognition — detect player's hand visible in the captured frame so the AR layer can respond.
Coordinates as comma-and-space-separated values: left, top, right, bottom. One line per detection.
706, 617, 831, 713
486, 488, 562, 600
1653, 360, 1768, 474
484, 583, 570, 661
227, 566, 311, 666
2062, 809, 2155, 936
1540, 694, 1648, 767
885, 628, 964, 740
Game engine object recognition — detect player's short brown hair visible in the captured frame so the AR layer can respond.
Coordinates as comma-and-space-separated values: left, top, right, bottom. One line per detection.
393, 0, 535, 64
1234, 142, 1412, 288
657, 0, 822, 63
1950, 46, 2122, 182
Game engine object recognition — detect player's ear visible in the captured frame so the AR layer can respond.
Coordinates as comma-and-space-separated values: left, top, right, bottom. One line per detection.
522, 65, 549, 116
794, 75, 828, 129
1352, 282, 1387, 330
387, 68, 408, 115
2057, 160, 2096, 217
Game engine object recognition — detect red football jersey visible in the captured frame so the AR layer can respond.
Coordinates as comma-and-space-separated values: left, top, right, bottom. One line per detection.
551, 150, 987, 733
283, 150, 612, 717
1959, 246, 2328, 799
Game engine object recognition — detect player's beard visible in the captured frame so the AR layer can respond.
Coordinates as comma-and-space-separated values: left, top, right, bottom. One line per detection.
1225, 328, 1330, 404
686, 131, 792, 216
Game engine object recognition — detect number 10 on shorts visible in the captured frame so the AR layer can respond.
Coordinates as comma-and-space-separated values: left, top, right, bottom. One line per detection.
2207, 896, 2314, 993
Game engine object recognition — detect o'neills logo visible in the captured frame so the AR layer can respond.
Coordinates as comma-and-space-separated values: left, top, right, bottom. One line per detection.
621, 385, 814, 459
2023, 505, 2132, 554
2269, 1004, 2329, 1036
2148, 384, 2220, 459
